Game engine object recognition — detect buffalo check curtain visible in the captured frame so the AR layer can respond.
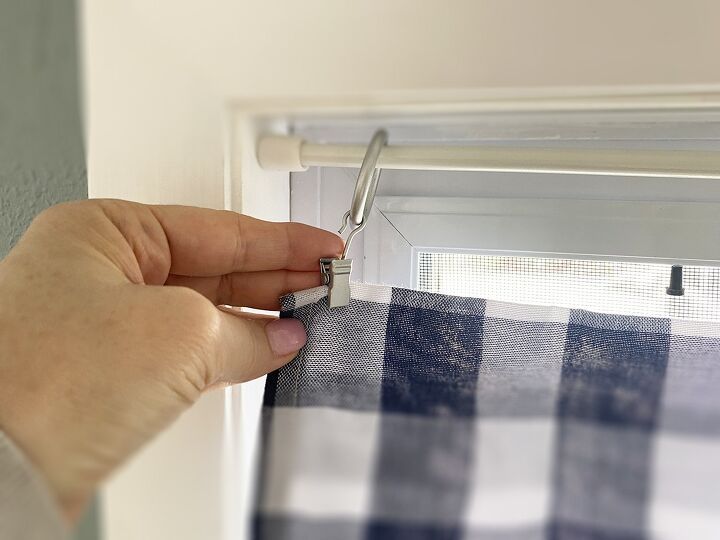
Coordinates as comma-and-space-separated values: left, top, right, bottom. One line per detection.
254, 283, 720, 539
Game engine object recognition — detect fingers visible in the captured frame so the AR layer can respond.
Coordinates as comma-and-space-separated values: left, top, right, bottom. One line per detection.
148, 205, 343, 277
165, 269, 323, 310
215, 310, 306, 383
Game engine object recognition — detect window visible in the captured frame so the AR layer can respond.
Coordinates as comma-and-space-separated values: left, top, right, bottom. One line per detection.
417, 252, 720, 321
290, 110, 720, 322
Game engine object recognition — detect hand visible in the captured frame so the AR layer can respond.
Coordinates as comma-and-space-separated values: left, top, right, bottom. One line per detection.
0, 200, 342, 522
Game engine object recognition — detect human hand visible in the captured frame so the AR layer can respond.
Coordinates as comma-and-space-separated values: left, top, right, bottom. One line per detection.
0, 200, 342, 522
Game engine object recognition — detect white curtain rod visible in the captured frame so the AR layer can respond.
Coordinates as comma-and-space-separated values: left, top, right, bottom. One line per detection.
257, 135, 720, 179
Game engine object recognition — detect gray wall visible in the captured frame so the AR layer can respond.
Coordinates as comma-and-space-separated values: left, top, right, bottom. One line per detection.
0, 0, 86, 256
0, 0, 98, 538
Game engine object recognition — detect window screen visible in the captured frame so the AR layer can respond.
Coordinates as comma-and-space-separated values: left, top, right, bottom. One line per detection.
417, 253, 720, 321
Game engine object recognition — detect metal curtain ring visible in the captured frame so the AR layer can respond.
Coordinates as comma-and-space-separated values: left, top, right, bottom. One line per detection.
348, 129, 388, 227
339, 129, 388, 258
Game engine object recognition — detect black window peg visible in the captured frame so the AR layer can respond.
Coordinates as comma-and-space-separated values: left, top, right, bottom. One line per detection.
666, 265, 685, 296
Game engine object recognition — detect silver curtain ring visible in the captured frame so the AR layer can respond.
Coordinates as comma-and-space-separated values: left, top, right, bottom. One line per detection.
339, 130, 388, 259
348, 129, 388, 228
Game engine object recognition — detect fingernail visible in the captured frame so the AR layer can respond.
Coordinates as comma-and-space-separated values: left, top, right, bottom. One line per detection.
265, 318, 307, 356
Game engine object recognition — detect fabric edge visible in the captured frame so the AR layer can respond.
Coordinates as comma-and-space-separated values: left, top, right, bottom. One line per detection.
280, 282, 720, 333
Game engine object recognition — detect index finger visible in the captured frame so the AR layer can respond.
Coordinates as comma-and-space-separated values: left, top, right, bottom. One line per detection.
149, 205, 343, 277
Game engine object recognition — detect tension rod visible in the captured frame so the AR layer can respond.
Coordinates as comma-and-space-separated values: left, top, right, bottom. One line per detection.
257, 134, 720, 179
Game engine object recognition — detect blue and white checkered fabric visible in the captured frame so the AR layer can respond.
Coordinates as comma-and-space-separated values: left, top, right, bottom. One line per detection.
254, 283, 720, 539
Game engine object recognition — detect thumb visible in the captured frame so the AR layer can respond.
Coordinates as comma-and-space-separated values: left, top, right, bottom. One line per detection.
215, 310, 307, 383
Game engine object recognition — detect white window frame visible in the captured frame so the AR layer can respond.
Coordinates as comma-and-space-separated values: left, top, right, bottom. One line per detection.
291, 111, 720, 293
367, 194, 720, 286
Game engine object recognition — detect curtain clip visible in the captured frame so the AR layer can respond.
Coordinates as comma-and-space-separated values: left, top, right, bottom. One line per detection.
320, 129, 388, 308
320, 258, 353, 308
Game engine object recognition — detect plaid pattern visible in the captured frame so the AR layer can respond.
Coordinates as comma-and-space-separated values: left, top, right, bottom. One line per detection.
254, 283, 720, 540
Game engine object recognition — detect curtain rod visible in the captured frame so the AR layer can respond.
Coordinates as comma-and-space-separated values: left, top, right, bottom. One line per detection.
257, 135, 720, 179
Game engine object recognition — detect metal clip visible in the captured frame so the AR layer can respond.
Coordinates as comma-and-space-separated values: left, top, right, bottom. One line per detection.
320, 258, 353, 308
321, 129, 388, 308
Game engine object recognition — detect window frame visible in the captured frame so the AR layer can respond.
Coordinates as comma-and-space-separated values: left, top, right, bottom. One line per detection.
291, 110, 720, 294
